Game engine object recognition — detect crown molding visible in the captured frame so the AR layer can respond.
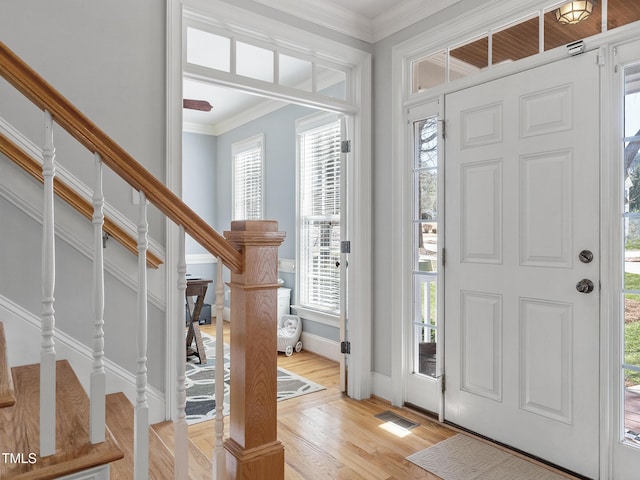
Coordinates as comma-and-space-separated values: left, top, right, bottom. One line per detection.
372, 0, 461, 43
254, 0, 462, 43
254, 0, 373, 42
183, 121, 218, 136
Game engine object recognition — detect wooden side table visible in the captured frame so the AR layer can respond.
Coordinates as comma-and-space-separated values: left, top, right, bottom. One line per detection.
185, 278, 212, 364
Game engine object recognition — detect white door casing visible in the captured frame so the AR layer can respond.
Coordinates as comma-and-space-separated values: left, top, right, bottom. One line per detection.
444, 51, 600, 478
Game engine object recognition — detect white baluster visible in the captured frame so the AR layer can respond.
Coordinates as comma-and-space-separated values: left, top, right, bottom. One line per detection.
213, 257, 225, 479
40, 110, 56, 457
90, 153, 106, 444
174, 226, 188, 479
135, 191, 149, 479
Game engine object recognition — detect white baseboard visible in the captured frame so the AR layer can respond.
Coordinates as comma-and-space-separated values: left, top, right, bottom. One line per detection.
300, 331, 341, 362
371, 371, 393, 403
0, 296, 166, 423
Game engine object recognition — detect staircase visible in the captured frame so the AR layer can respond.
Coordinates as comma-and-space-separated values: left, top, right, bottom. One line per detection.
0, 323, 218, 479
0, 39, 286, 479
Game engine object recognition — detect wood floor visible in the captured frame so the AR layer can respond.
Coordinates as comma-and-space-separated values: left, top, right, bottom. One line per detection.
189, 320, 580, 479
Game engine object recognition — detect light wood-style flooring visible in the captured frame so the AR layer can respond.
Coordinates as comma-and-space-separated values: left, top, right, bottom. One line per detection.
189, 320, 580, 479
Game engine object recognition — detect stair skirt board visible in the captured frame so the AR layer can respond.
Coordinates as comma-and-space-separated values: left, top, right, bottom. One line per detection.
57, 465, 110, 480
0, 295, 166, 423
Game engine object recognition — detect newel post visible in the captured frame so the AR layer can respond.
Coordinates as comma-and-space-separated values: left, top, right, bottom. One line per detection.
223, 220, 285, 480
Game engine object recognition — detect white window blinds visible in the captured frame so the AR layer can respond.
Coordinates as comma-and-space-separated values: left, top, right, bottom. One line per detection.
298, 117, 342, 313
232, 135, 264, 220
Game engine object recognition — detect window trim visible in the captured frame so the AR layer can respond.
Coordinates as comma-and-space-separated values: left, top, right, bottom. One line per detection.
295, 111, 342, 315
231, 133, 264, 221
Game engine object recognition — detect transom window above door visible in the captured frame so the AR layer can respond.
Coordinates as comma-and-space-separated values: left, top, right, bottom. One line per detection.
184, 18, 349, 103
411, 0, 640, 94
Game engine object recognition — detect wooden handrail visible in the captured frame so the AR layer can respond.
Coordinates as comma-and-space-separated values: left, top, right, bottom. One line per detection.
0, 41, 242, 273
0, 132, 163, 269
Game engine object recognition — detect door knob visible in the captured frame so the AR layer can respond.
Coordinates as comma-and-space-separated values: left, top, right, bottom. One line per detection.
576, 279, 594, 294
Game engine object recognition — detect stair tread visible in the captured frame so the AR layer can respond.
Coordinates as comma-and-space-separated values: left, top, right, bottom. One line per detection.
0, 322, 16, 408
0, 359, 124, 479
106, 392, 175, 479
152, 420, 213, 479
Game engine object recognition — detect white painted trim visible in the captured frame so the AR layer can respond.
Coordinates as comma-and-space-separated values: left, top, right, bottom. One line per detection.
372, 0, 462, 43
58, 465, 110, 480
299, 331, 340, 362
183, 121, 217, 136
0, 296, 166, 424
186, 253, 217, 264
0, 181, 166, 311
0, 117, 166, 261
253, 0, 462, 43
165, 0, 185, 422
371, 371, 393, 403
291, 305, 340, 329
253, 0, 372, 42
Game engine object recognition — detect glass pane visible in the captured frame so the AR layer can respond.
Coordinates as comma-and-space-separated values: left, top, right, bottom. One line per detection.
316, 65, 347, 100
279, 54, 312, 91
544, 2, 602, 51
624, 300, 640, 437
412, 51, 446, 93
608, 1, 640, 31
492, 16, 539, 65
186, 27, 231, 72
417, 171, 438, 222
625, 64, 640, 138
236, 41, 274, 83
450, 36, 488, 76
624, 58, 640, 446
415, 118, 438, 169
415, 324, 437, 377
417, 223, 438, 272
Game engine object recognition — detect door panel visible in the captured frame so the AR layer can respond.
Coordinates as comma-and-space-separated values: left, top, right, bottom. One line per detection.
444, 51, 600, 478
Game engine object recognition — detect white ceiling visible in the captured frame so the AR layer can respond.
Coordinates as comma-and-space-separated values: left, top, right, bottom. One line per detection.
183, 0, 461, 133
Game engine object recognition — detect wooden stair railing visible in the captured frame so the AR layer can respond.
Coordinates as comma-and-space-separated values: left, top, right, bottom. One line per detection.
0, 41, 242, 273
0, 132, 163, 269
0, 39, 286, 480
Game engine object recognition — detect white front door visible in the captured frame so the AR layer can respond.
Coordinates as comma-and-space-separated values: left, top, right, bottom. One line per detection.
444, 51, 600, 478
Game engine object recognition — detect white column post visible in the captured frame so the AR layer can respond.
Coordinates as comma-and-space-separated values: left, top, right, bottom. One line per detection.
90, 153, 106, 444
174, 226, 188, 479
134, 191, 149, 479
213, 257, 226, 479
40, 110, 56, 457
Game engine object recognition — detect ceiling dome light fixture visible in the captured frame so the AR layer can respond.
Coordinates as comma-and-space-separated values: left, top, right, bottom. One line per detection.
555, 0, 594, 24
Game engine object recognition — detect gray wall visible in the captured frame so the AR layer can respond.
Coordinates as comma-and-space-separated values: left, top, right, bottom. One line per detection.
0, 0, 167, 389
0, 0, 166, 243
183, 132, 218, 306
0, 195, 166, 389
370, 0, 494, 376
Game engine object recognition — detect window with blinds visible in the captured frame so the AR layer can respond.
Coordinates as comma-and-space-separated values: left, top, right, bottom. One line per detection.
232, 134, 264, 220
298, 115, 342, 314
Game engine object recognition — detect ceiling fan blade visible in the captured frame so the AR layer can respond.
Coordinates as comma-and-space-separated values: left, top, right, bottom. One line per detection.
183, 99, 213, 112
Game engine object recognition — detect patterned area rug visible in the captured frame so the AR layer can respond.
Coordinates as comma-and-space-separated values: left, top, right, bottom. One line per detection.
186, 332, 325, 425
407, 434, 570, 480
